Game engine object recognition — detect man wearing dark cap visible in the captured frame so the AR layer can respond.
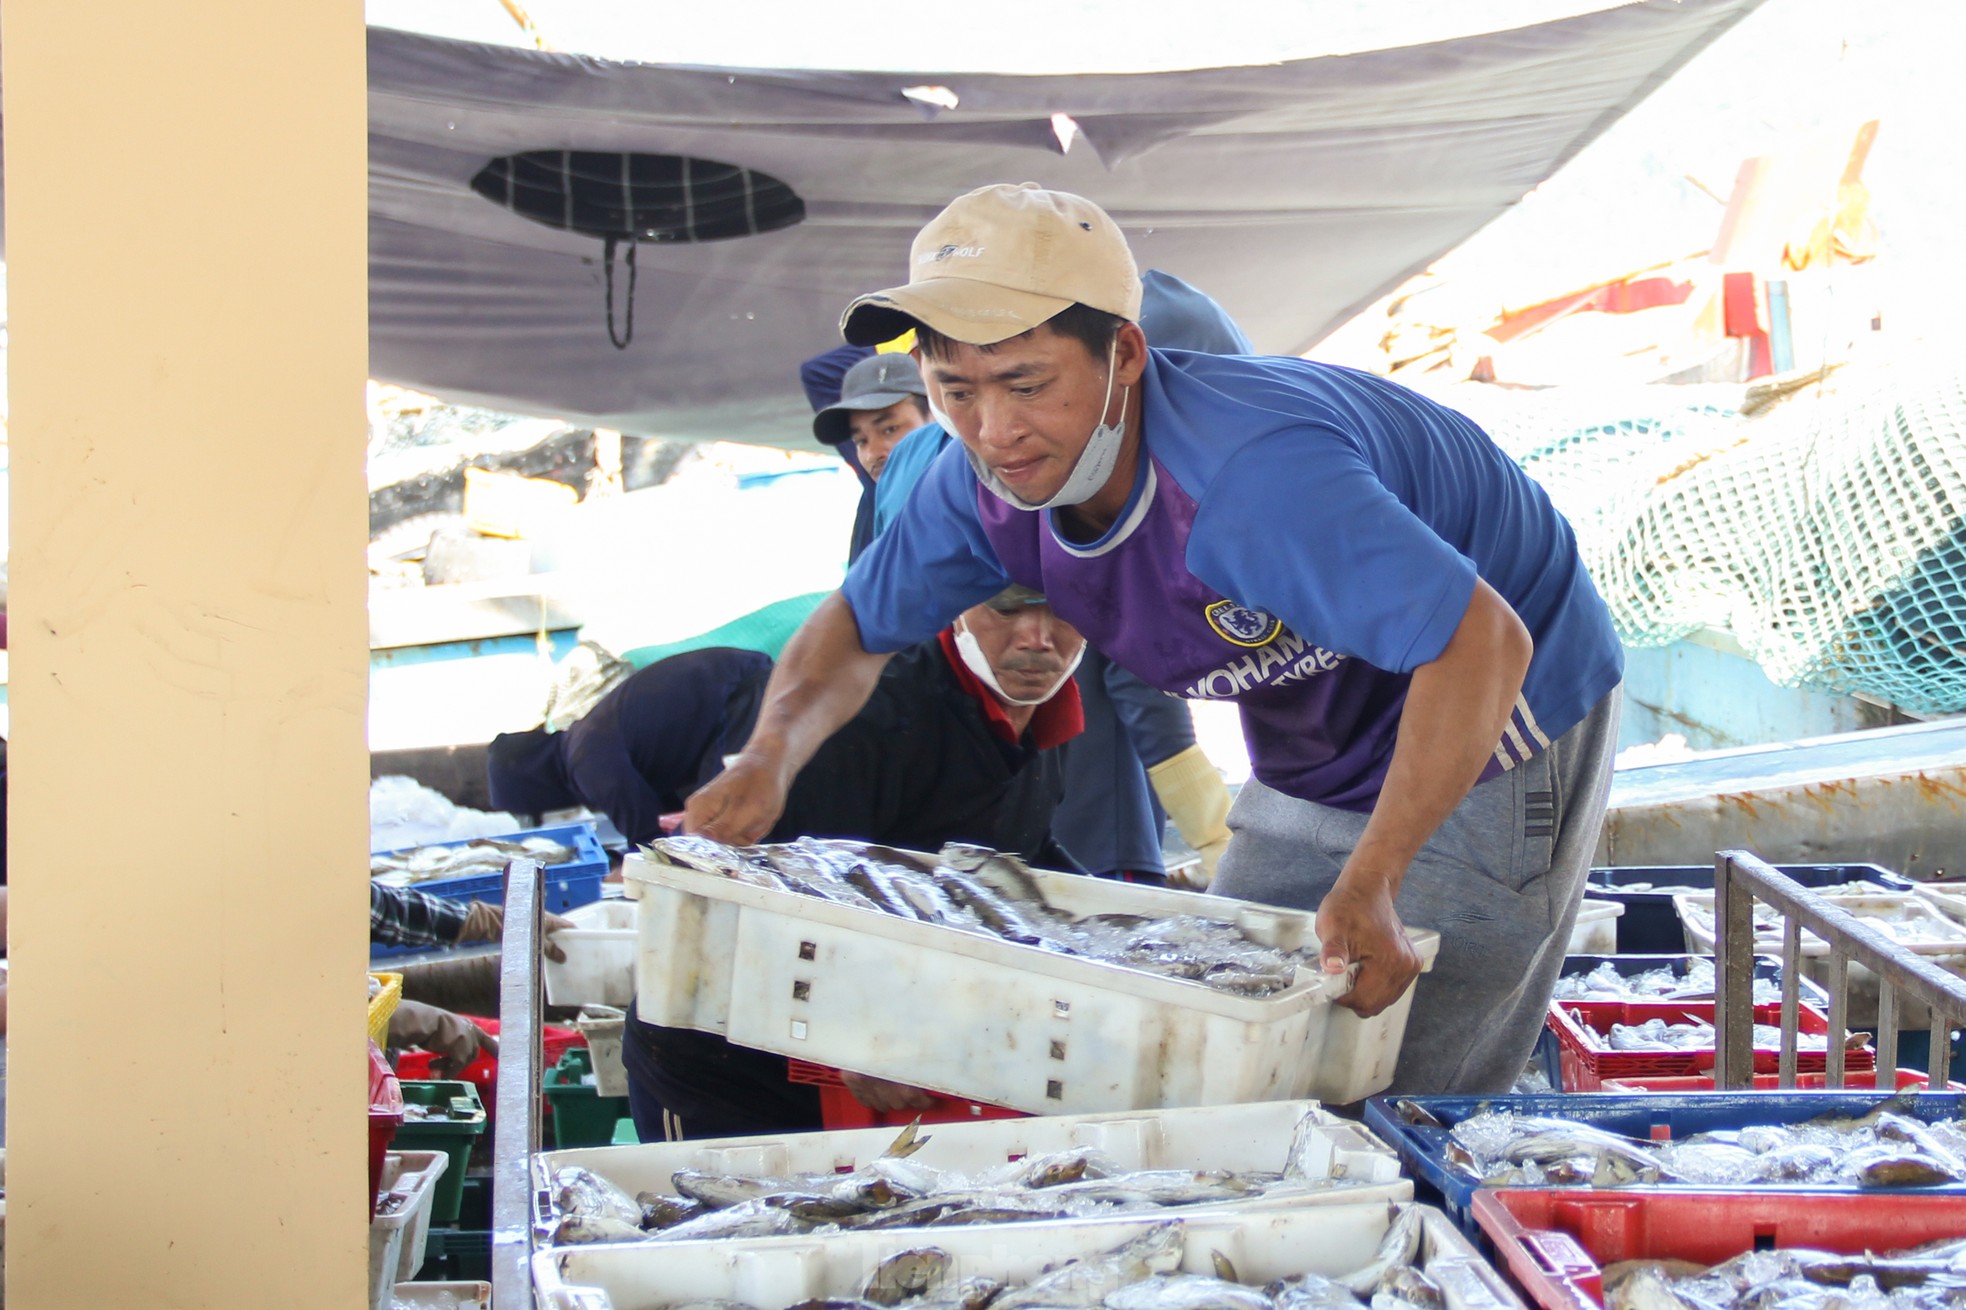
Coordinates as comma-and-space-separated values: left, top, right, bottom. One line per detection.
810, 352, 930, 484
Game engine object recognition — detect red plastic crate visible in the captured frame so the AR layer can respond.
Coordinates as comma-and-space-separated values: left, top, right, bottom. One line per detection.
1547, 998, 1873, 1091
392, 1016, 584, 1109
1600, 1068, 1951, 1093
786, 1059, 1028, 1129
368, 1039, 404, 1216
1474, 1187, 1966, 1310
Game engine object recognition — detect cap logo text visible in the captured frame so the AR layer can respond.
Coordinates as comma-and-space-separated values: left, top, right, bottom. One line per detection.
921, 243, 986, 264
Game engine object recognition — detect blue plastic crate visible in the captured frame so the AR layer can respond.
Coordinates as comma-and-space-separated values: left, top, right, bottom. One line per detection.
1362, 1090, 1966, 1239
1585, 863, 1912, 952
370, 822, 607, 961
1556, 953, 1830, 1010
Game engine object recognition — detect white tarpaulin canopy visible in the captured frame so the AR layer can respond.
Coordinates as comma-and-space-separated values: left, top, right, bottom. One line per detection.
368, 0, 1761, 448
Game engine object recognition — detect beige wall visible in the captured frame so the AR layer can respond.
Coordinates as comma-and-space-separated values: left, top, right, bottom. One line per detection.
3, 2, 370, 1306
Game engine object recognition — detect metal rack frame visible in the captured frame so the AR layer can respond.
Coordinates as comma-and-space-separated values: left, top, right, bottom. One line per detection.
1713, 849, 1966, 1088
492, 856, 545, 1309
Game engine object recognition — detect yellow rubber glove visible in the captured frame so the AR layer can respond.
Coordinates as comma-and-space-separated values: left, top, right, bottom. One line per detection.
1147, 744, 1232, 889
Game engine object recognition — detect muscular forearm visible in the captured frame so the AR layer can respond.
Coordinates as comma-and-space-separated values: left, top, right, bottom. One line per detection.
742, 592, 891, 779
1342, 579, 1532, 894
685, 591, 892, 842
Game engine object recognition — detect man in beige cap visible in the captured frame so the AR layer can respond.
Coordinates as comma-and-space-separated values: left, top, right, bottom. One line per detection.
686, 182, 1625, 1096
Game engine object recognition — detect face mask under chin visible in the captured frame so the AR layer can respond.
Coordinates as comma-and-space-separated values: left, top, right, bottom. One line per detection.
966, 339, 1130, 512
952, 622, 1086, 707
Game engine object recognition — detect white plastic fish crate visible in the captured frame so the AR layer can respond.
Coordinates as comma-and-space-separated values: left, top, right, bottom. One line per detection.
533, 1199, 1523, 1310
625, 850, 1441, 1111
369, 1150, 449, 1310
533, 1100, 1411, 1236
545, 898, 639, 1008
1675, 891, 1966, 960
576, 1005, 631, 1098
389, 1282, 489, 1310
1912, 880, 1966, 928
1563, 899, 1623, 955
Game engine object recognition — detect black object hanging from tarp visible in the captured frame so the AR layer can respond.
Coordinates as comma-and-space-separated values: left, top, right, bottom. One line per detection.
471, 151, 805, 348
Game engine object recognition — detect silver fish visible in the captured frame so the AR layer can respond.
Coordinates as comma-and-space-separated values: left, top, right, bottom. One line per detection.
650, 834, 754, 875
1337, 1206, 1423, 1297
820, 839, 944, 877
1874, 1113, 1966, 1171
1846, 1146, 1960, 1188
660, 836, 1306, 996
770, 1192, 881, 1222
551, 1213, 652, 1246
939, 844, 1050, 905
926, 1204, 1087, 1228
637, 1191, 706, 1229
1752, 1143, 1841, 1183
371, 836, 574, 882
552, 1165, 645, 1227
892, 874, 987, 930
1799, 1087, 1923, 1134
863, 1248, 954, 1306
1052, 1170, 1264, 1208
1266, 1273, 1366, 1310
1503, 1126, 1658, 1173
845, 860, 930, 919
992, 1224, 1187, 1310
764, 861, 887, 913
1452, 1094, 1966, 1193
1104, 1275, 1272, 1310
1604, 1266, 1696, 1310
909, 1278, 1006, 1310
1605, 1239, 1966, 1310
671, 1169, 808, 1208
646, 1197, 809, 1243
936, 869, 1051, 945
844, 1198, 976, 1230
1654, 1142, 1762, 1186
1373, 1266, 1443, 1310
1002, 1149, 1108, 1189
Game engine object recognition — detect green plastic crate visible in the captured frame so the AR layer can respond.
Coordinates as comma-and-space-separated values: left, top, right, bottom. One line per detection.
393, 1080, 486, 1225
542, 1048, 630, 1149
417, 1228, 491, 1283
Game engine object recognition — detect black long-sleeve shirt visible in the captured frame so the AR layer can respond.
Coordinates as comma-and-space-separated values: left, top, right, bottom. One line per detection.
489, 638, 1081, 868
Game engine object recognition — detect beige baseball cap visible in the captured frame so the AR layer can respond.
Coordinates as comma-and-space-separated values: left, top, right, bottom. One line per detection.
840, 183, 1142, 347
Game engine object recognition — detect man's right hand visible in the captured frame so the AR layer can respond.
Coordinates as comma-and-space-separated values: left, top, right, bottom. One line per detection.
683, 752, 790, 845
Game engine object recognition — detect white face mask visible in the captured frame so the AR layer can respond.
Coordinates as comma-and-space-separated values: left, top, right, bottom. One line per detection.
963, 339, 1131, 511
953, 619, 1086, 707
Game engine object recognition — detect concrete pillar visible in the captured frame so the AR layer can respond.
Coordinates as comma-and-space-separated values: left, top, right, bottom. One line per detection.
3, 1, 369, 1305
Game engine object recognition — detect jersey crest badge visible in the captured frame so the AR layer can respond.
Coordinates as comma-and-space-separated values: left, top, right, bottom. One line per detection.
1204, 600, 1283, 648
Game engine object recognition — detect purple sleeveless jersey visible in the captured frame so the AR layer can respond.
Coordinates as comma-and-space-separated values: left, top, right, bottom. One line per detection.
841, 349, 1624, 813
978, 456, 1417, 809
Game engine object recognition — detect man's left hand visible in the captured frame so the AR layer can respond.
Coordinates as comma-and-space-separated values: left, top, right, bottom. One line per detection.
456, 902, 576, 962
1313, 874, 1422, 1018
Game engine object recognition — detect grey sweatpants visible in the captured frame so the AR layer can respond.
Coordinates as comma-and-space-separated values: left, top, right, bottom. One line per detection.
1213, 687, 1622, 1097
